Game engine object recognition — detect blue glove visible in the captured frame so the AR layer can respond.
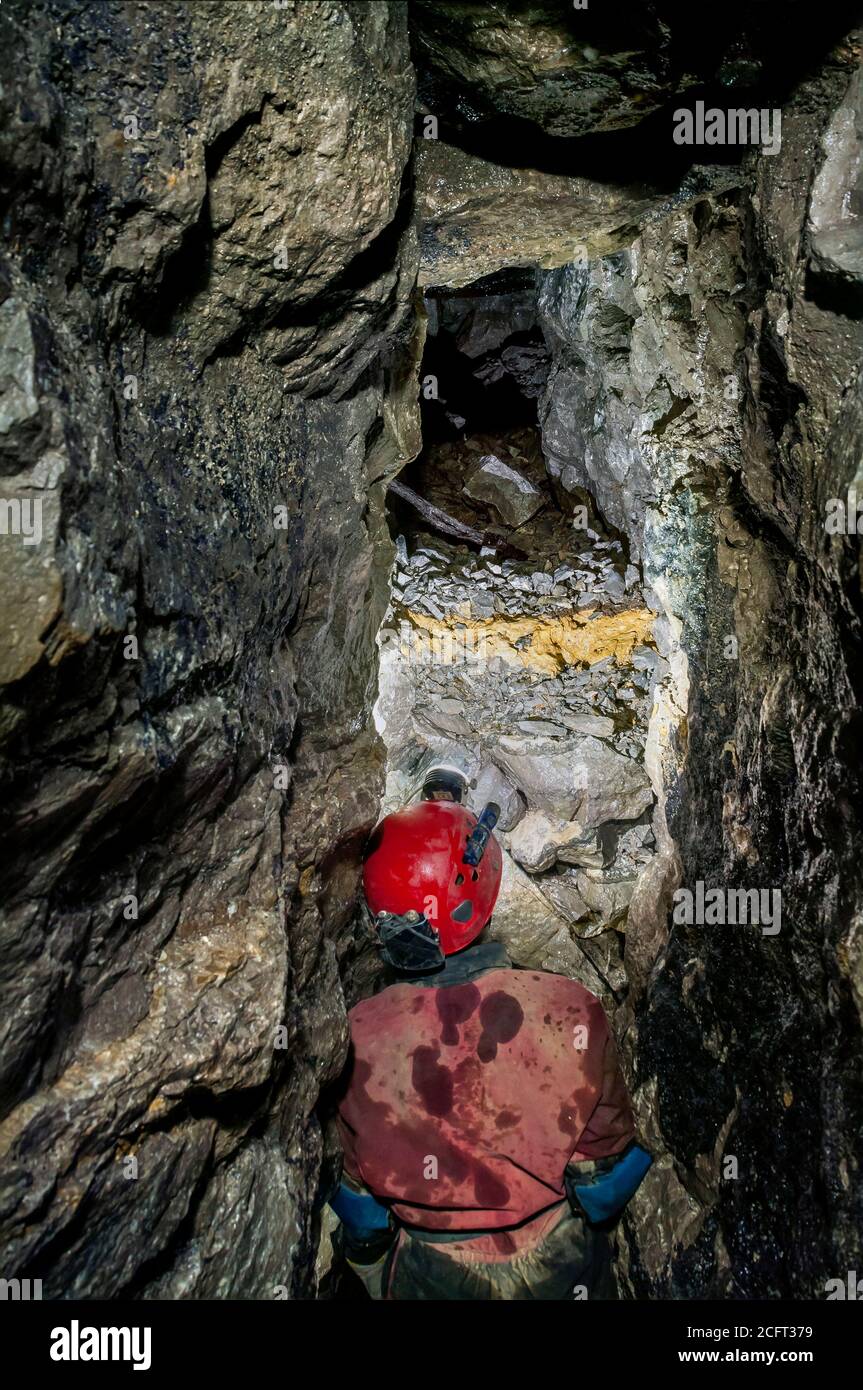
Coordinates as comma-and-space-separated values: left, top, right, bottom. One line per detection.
330, 1179, 391, 1242
566, 1143, 653, 1225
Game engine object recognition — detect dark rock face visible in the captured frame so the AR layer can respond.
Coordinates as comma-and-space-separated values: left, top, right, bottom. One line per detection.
410, 0, 707, 138
0, 0, 417, 1298
411, 0, 859, 141
416, 134, 743, 290
532, 44, 863, 1296
657, 44, 863, 1298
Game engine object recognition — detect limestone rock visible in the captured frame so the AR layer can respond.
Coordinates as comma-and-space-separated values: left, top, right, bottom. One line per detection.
463, 453, 544, 527
575, 867, 638, 926
486, 853, 612, 1007
498, 736, 653, 826
534, 870, 591, 926
418, 138, 741, 289
486, 849, 563, 963
808, 63, 863, 289
506, 811, 604, 874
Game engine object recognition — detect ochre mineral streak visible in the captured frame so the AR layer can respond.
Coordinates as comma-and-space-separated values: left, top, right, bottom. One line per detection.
402, 606, 656, 676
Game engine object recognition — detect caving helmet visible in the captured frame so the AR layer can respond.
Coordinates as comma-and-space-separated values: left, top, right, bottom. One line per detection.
363, 796, 503, 971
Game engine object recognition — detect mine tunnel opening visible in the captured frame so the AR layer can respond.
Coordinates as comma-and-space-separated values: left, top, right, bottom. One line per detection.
380, 268, 658, 987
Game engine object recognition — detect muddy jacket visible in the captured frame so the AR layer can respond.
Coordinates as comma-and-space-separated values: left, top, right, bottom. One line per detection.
335, 942, 642, 1279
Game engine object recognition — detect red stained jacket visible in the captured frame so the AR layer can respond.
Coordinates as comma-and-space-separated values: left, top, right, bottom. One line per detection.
336, 942, 635, 1254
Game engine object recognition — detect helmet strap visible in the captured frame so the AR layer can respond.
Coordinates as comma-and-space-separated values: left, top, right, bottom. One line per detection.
376, 911, 446, 974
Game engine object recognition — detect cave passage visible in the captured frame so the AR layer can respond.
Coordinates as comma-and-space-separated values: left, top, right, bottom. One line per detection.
378, 278, 659, 1022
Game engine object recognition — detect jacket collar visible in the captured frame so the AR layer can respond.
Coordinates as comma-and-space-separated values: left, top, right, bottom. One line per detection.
403, 939, 511, 989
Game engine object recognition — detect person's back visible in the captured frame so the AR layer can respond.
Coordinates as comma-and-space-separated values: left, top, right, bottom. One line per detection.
339, 943, 633, 1233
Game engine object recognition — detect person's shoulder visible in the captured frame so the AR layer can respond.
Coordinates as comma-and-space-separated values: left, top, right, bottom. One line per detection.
510, 965, 608, 1014
348, 981, 420, 1029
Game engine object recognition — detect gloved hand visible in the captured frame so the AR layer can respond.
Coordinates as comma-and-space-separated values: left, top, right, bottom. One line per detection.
565, 1142, 653, 1225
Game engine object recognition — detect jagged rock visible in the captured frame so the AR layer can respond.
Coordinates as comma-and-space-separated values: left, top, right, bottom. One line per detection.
559, 712, 616, 738
438, 290, 538, 358
463, 453, 544, 527
418, 138, 742, 289
575, 868, 638, 926
140, 1138, 308, 1301
435, 697, 465, 714
0, 0, 416, 1300
506, 811, 604, 874
612, 822, 656, 870
516, 719, 566, 737
497, 736, 653, 826
534, 870, 591, 925
572, 928, 627, 996
538, 926, 614, 1010
415, 708, 473, 739
486, 850, 565, 962
808, 63, 863, 288
412, 0, 677, 137
412, 1, 806, 143
486, 853, 611, 1007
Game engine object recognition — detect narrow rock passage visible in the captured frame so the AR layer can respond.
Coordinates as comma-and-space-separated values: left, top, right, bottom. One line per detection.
378, 284, 661, 1016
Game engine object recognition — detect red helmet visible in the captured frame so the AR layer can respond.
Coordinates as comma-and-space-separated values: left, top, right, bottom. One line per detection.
363, 801, 502, 957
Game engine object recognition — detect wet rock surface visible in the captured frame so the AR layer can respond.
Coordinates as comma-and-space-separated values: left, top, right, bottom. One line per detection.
0, 0, 417, 1299
411, 0, 844, 141
417, 136, 743, 290
529, 41, 863, 1298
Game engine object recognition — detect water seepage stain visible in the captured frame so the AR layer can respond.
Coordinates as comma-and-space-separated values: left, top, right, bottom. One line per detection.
411, 1044, 454, 1116
477, 990, 524, 1063
436, 982, 481, 1044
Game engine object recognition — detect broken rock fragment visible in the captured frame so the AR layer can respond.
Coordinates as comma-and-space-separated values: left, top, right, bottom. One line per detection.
506, 810, 605, 874
575, 867, 639, 925
463, 453, 544, 527
497, 736, 654, 827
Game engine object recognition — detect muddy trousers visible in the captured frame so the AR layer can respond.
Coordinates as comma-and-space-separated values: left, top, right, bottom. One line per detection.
383, 1204, 616, 1301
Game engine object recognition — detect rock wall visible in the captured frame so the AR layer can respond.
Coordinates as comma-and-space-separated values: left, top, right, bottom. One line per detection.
0, 0, 417, 1299
536, 40, 863, 1297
